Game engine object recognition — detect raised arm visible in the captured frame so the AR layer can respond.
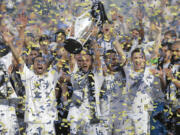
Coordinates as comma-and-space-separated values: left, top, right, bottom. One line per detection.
1, 28, 24, 71
118, 14, 129, 35
91, 39, 102, 72
150, 67, 166, 92
58, 71, 71, 104
113, 37, 126, 66
56, 47, 69, 73
136, 9, 144, 44
1, 12, 28, 68
16, 12, 28, 49
152, 23, 162, 59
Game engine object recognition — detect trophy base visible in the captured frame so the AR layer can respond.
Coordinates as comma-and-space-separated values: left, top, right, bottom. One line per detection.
64, 38, 83, 54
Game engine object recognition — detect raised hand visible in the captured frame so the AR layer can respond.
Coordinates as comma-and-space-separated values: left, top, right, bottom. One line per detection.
154, 23, 162, 33
150, 67, 163, 79
164, 68, 174, 80
136, 8, 143, 21
1, 27, 23, 64
17, 11, 28, 29
161, 0, 168, 7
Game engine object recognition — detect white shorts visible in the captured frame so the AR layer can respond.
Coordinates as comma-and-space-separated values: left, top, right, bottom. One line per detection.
0, 105, 19, 135
68, 103, 91, 134
26, 121, 55, 135
131, 92, 152, 135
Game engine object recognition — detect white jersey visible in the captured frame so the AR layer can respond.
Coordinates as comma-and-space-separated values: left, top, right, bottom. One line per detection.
0, 61, 18, 135
21, 65, 60, 123
124, 64, 164, 134
68, 70, 104, 117
68, 70, 104, 134
100, 72, 126, 117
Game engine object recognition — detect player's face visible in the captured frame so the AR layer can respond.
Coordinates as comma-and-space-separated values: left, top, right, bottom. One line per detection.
111, 10, 118, 20
56, 33, 65, 44
105, 53, 119, 72
132, 52, 146, 71
78, 54, 92, 73
162, 46, 172, 62
171, 44, 180, 60
177, 108, 180, 114
132, 29, 140, 39
102, 23, 113, 36
33, 57, 47, 75
164, 34, 176, 43
28, 50, 39, 65
40, 40, 49, 52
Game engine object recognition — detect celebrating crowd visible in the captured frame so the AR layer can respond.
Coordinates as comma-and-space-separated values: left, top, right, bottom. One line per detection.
0, 0, 179, 135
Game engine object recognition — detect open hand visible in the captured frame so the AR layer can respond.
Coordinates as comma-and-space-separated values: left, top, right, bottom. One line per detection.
17, 11, 28, 28
164, 68, 174, 80
150, 67, 163, 79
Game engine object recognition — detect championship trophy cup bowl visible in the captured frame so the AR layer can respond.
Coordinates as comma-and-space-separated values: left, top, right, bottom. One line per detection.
64, 0, 108, 54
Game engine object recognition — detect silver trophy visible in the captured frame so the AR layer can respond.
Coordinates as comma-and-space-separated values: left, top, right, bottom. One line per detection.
64, 0, 108, 54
